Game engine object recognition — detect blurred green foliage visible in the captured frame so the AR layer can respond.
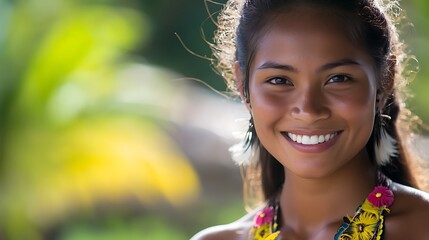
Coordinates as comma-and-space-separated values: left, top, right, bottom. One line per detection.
403, 1, 429, 125
137, 0, 228, 91
0, 0, 203, 239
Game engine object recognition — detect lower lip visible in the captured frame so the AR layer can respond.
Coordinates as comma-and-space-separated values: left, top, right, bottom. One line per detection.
282, 132, 341, 154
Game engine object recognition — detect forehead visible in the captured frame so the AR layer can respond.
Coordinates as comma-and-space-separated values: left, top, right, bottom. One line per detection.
253, 6, 371, 66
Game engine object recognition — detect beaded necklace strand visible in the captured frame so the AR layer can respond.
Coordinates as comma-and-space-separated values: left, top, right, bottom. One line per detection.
248, 175, 394, 240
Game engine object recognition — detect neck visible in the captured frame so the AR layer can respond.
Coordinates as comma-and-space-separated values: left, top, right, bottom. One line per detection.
278, 150, 377, 236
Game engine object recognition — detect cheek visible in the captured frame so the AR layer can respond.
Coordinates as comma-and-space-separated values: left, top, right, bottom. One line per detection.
330, 86, 377, 144
331, 82, 376, 119
247, 75, 295, 115
331, 92, 374, 115
247, 86, 288, 144
251, 92, 286, 112
248, 86, 289, 123
248, 76, 377, 125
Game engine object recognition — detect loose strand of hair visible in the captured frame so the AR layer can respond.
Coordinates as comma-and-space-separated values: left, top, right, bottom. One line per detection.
174, 33, 213, 62
204, 0, 224, 28
172, 77, 232, 99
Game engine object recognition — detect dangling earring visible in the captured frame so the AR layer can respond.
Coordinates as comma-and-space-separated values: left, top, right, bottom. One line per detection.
229, 116, 259, 165
374, 111, 397, 165
229, 89, 257, 165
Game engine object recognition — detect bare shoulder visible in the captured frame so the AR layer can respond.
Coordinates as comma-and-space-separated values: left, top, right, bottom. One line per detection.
384, 182, 429, 239
391, 182, 429, 213
189, 223, 248, 240
190, 207, 259, 240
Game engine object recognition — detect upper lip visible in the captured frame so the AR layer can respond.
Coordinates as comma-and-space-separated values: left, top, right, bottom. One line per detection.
281, 130, 342, 135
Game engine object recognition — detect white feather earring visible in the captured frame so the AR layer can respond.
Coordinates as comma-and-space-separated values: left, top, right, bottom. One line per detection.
229, 117, 258, 165
375, 127, 397, 165
229, 139, 259, 165
374, 113, 398, 166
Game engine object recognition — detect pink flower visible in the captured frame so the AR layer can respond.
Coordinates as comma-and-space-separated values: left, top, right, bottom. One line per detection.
368, 186, 394, 207
254, 206, 275, 227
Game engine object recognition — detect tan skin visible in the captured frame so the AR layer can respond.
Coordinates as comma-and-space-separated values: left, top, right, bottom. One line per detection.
192, 6, 429, 240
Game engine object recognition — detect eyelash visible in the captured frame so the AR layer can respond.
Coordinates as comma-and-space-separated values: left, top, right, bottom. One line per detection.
326, 74, 351, 84
267, 77, 293, 86
267, 74, 352, 86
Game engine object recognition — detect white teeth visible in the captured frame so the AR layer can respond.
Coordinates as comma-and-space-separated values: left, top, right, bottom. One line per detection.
292, 134, 297, 141
287, 132, 338, 145
310, 135, 318, 144
302, 135, 310, 144
325, 134, 330, 141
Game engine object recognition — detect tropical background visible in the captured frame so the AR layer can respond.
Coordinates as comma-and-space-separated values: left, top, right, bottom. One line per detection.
0, 0, 427, 239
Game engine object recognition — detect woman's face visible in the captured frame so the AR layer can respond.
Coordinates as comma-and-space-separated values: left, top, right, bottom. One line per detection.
247, 7, 377, 178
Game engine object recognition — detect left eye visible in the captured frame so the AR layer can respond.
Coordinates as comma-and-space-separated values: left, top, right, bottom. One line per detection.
326, 75, 350, 84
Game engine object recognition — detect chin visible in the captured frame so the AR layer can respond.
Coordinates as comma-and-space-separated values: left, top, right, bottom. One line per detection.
285, 163, 339, 180
293, 170, 332, 180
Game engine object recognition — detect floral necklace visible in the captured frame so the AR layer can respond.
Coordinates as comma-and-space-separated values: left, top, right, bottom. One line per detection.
248, 175, 394, 240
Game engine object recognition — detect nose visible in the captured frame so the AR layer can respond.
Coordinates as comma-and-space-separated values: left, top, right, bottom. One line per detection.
290, 87, 330, 123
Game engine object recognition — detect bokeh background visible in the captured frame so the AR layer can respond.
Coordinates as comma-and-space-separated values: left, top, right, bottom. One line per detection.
0, 0, 428, 239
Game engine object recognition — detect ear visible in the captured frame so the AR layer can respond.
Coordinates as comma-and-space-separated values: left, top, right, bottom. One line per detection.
377, 55, 396, 111
234, 61, 252, 112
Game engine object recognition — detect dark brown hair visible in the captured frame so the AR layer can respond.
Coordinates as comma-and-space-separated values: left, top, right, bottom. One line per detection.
213, 0, 422, 205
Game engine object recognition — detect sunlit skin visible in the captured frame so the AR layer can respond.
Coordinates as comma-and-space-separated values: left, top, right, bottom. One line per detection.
242, 7, 379, 238
248, 11, 377, 180
192, 5, 429, 240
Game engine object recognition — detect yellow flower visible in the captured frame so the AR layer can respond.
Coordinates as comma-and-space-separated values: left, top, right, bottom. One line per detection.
361, 199, 390, 217
348, 212, 379, 240
250, 224, 280, 240
254, 224, 271, 239
264, 231, 280, 240
339, 210, 380, 240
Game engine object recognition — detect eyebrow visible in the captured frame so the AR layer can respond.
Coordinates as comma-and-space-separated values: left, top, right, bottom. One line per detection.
256, 59, 361, 72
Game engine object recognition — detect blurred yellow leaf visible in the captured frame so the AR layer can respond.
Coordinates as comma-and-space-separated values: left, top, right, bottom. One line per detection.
1, 117, 199, 237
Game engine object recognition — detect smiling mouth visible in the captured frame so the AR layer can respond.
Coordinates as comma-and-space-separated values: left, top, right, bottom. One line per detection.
284, 131, 341, 145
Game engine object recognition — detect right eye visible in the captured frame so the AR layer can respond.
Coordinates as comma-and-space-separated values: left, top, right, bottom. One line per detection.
268, 77, 293, 86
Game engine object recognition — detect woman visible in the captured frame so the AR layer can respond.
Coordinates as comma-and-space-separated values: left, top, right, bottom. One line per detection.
192, 0, 429, 239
